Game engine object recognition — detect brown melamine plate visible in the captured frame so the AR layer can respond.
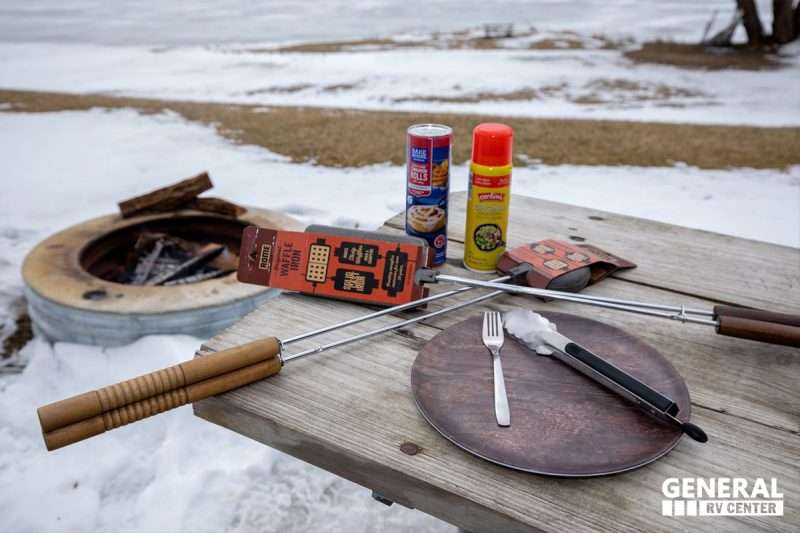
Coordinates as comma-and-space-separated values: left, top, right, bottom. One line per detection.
411, 312, 691, 476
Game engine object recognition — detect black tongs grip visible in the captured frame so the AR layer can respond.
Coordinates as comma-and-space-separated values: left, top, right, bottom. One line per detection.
563, 342, 678, 416
539, 331, 708, 443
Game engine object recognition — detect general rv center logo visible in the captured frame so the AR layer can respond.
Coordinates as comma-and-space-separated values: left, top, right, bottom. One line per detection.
662, 477, 783, 517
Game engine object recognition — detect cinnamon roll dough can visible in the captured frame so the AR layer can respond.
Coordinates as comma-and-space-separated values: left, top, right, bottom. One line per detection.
405, 124, 452, 266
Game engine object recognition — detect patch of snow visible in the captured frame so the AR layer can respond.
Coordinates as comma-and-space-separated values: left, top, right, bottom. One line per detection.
509, 162, 800, 248
0, 108, 797, 532
0, 337, 445, 533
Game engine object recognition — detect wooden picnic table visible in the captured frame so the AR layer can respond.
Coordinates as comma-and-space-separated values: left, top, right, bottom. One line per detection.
194, 192, 799, 532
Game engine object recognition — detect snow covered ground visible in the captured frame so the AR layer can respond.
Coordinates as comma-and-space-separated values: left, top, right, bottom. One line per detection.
2, 36, 799, 126
1, 1, 798, 531
0, 108, 798, 533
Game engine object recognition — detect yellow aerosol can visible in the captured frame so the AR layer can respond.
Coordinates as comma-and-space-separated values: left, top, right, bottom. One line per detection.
463, 123, 513, 272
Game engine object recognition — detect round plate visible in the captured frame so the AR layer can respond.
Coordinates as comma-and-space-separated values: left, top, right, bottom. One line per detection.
411, 312, 691, 476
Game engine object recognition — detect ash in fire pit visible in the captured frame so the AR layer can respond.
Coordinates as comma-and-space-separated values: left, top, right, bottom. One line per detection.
119, 232, 238, 286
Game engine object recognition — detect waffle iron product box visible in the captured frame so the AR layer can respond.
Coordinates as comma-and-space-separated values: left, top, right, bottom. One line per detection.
238, 225, 430, 306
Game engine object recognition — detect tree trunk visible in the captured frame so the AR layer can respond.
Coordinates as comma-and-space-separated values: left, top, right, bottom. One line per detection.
772, 0, 794, 43
737, 0, 765, 45
794, 1, 800, 40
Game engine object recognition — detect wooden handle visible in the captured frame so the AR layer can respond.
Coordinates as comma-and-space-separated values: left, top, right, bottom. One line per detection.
41, 354, 282, 451
714, 305, 800, 328
38, 338, 281, 435
717, 316, 800, 347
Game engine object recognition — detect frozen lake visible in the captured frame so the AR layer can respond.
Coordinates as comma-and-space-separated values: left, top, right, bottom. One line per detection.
0, 0, 766, 45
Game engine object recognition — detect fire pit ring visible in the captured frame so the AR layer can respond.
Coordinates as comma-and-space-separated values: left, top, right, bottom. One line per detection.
22, 208, 302, 346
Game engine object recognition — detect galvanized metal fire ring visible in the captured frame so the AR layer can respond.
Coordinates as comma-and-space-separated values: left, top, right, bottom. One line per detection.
22, 208, 302, 346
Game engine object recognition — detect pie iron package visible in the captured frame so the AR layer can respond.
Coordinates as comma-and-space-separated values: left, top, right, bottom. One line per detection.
496, 239, 636, 292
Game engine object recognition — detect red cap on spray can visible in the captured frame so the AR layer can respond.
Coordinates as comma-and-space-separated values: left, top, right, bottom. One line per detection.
471, 123, 513, 168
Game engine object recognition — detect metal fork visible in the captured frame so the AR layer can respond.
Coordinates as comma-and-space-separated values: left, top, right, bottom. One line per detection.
482, 311, 511, 427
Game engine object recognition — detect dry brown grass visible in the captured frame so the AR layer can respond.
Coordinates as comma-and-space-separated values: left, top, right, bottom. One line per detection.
393, 88, 544, 104
528, 38, 585, 50
263, 31, 633, 55
2, 89, 798, 169
264, 36, 502, 54
1, 302, 32, 358
262, 36, 492, 54
570, 79, 707, 106
393, 80, 704, 107
254, 35, 784, 73
586, 79, 705, 99
625, 41, 783, 70
263, 38, 422, 54
244, 82, 362, 96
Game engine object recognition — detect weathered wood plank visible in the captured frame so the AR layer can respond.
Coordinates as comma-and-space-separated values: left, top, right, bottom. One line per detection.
196, 293, 798, 533
384, 192, 800, 314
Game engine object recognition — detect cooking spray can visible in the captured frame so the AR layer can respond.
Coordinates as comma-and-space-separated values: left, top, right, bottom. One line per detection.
405, 124, 452, 266
463, 123, 513, 272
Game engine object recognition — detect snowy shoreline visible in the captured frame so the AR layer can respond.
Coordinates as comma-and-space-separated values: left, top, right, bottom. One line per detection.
1, 35, 799, 127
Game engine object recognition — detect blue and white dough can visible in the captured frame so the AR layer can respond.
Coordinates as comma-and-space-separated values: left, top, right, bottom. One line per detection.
405, 123, 452, 266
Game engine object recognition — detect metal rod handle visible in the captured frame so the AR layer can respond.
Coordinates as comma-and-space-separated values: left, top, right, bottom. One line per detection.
283, 290, 506, 362
281, 275, 511, 345
433, 275, 719, 327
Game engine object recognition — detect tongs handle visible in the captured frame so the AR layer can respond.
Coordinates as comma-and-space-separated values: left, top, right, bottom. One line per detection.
563, 343, 678, 415
541, 331, 707, 442
714, 306, 800, 347
38, 338, 282, 451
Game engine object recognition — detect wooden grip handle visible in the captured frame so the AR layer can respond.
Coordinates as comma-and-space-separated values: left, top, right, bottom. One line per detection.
717, 316, 800, 348
41, 354, 282, 450
714, 305, 800, 328
38, 337, 280, 433
38, 338, 281, 434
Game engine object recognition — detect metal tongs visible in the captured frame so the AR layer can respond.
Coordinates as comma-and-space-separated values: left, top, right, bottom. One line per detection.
505, 309, 707, 442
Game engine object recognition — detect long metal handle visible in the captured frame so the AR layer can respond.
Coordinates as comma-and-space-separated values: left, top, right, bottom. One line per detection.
39, 285, 511, 450
283, 288, 507, 362
434, 274, 718, 326
281, 274, 512, 345
492, 351, 511, 427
